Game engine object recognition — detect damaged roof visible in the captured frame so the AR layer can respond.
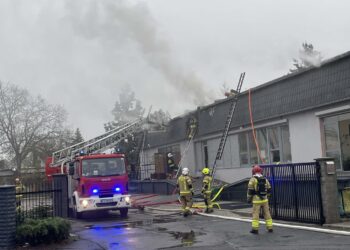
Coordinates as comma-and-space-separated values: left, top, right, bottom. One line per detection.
146, 51, 350, 148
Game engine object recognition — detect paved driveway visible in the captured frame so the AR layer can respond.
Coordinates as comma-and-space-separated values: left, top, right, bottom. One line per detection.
50, 208, 350, 250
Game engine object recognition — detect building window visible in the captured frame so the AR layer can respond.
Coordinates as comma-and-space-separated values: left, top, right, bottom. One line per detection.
238, 125, 292, 167
239, 133, 249, 165
281, 125, 292, 163
323, 113, 350, 171
268, 127, 280, 163
248, 132, 259, 165
203, 141, 209, 168
257, 129, 268, 163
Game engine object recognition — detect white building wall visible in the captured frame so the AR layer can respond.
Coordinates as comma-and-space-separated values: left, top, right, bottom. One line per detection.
179, 141, 196, 175
141, 147, 158, 166
288, 111, 322, 162
143, 110, 326, 183
214, 134, 249, 183
194, 141, 204, 176
140, 147, 158, 179
193, 134, 244, 183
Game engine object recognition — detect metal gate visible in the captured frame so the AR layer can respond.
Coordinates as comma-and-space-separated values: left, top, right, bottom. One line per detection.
262, 162, 325, 224
15, 180, 64, 224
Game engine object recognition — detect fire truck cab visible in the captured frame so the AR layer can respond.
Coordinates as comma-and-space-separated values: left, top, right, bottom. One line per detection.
46, 119, 144, 219
67, 153, 131, 218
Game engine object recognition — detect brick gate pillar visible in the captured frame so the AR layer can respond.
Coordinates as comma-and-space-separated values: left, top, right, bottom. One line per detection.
0, 185, 16, 250
315, 157, 340, 224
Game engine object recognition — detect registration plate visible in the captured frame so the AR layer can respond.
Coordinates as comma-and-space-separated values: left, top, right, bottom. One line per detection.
100, 198, 113, 203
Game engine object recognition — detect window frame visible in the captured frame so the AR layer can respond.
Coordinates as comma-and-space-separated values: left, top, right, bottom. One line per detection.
238, 124, 291, 167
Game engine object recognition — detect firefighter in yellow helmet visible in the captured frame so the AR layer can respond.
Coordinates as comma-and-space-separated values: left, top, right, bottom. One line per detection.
201, 167, 213, 213
177, 167, 193, 217
247, 165, 273, 234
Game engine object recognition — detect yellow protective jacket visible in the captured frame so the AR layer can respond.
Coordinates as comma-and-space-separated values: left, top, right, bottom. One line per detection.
202, 175, 212, 195
177, 175, 193, 196
247, 175, 271, 204
16, 183, 24, 200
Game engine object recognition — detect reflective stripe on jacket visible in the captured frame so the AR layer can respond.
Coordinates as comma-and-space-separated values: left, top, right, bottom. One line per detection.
177, 175, 193, 195
247, 176, 271, 204
202, 175, 212, 194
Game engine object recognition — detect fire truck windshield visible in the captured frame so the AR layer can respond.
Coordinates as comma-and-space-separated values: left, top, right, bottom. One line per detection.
81, 158, 126, 177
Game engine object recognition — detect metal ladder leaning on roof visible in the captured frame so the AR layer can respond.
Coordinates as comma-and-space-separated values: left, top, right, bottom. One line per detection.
50, 118, 145, 167
211, 72, 245, 180
175, 126, 197, 178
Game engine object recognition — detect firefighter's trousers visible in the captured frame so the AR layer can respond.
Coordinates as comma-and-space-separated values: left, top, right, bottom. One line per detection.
180, 195, 193, 213
203, 193, 213, 211
252, 201, 273, 231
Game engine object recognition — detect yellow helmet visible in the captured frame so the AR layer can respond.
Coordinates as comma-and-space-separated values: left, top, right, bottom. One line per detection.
202, 168, 210, 175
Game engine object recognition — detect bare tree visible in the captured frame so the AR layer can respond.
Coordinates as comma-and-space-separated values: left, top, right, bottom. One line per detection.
0, 82, 67, 171
25, 128, 76, 169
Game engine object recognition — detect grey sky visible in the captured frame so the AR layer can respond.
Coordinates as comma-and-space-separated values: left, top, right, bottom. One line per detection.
0, 0, 349, 138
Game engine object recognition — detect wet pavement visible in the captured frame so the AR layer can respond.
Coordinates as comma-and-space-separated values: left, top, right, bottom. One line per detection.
24, 206, 350, 250
15, 193, 350, 250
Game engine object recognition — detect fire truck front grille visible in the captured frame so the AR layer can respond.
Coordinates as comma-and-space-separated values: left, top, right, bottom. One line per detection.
98, 189, 114, 198
96, 202, 118, 207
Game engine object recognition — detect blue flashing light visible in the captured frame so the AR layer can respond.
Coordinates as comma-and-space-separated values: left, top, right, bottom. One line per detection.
92, 188, 99, 194
115, 187, 121, 192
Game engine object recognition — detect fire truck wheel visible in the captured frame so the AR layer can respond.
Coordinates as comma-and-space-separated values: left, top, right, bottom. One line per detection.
73, 206, 83, 219
120, 208, 128, 218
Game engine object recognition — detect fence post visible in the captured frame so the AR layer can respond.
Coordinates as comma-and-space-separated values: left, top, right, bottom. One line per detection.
52, 174, 68, 218
0, 185, 16, 250
315, 157, 339, 224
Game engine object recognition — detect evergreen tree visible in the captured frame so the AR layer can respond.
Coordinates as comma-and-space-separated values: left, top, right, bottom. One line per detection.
72, 128, 84, 144
104, 85, 145, 131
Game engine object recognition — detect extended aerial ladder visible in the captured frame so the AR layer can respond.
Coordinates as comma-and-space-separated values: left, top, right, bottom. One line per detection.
211, 72, 245, 179
50, 118, 145, 167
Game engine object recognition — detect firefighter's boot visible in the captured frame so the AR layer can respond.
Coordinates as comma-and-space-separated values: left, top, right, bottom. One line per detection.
183, 208, 192, 217
250, 229, 259, 234
205, 208, 214, 213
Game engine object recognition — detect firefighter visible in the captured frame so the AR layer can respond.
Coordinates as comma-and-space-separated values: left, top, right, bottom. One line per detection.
201, 167, 213, 213
247, 165, 273, 234
177, 167, 193, 217
15, 178, 23, 208
167, 153, 178, 178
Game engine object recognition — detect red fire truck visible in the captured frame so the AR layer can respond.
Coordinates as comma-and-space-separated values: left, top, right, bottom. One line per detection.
45, 119, 143, 218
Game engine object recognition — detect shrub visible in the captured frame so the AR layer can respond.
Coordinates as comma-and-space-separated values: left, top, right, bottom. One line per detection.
16, 217, 71, 246
16, 205, 53, 224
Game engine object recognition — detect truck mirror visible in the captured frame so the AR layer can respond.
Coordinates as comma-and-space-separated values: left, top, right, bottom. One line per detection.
68, 162, 75, 175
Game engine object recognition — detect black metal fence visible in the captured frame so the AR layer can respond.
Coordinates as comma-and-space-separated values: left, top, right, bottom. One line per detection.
15, 180, 62, 224
262, 162, 324, 224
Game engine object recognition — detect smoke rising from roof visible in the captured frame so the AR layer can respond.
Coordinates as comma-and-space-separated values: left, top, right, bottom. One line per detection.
65, 0, 215, 106
299, 50, 322, 67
